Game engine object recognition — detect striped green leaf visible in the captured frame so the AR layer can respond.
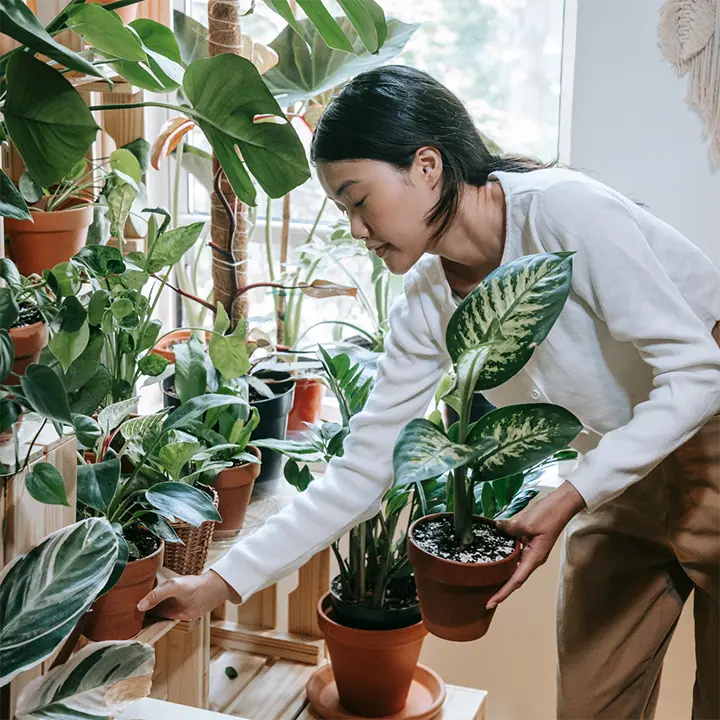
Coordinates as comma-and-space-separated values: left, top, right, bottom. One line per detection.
15, 640, 154, 720
120, 411, 167, 442
468, 404, 582, 481
446, 253, 573, 390
393, 418, 498, 488
0, 518, 119, 686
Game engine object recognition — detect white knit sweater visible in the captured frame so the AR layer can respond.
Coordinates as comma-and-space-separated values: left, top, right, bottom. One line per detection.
212, 168, 720, 601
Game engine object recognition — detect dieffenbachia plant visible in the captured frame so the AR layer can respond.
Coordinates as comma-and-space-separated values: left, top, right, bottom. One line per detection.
0, 0, 391, 220
393, 253, 584, 545
0, 517, 154, 718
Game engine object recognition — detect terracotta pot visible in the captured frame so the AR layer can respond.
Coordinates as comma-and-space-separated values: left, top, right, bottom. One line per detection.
317, 592, 427, 717
151, 329, 211, 364
213, 446, 262, 539
5, 205, 93, 277
88, 0, 142, 23
83, 540, 164, 641
5, 322, 48, 385
287, 377, 325, 434
407, 513, 521, 642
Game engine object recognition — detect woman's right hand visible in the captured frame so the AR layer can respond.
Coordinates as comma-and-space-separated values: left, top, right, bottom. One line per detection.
137, 570, 239, 621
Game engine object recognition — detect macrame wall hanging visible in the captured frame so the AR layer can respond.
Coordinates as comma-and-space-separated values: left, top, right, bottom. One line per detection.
658, 0, 720, 166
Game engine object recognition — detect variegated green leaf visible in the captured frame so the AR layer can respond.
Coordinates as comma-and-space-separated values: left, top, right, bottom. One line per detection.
0, 518, 119, 686
393, 418, 498, 488
120, 411, 167, 442
158, 441, 204, 481
15, 640, 154, 720
253, 437, 324, 463
468, 403, 582, 481
98, 397, 138, 437
446, 253, 573, 389
494, 485, 540, 520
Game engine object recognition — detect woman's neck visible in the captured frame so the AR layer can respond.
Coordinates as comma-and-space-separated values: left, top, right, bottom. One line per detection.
432, 181, 507, 297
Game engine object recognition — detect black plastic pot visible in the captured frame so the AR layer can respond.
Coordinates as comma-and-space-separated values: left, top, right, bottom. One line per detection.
162, 375, 180, 410
442, 392, 495, 428
329, 576, 422, 631
250, 370, 295, 485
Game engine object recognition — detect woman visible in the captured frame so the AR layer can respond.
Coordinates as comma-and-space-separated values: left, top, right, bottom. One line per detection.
139, 66, 720, 718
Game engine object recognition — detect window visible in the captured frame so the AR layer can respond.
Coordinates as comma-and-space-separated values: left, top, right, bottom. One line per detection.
171, 0, 565, 347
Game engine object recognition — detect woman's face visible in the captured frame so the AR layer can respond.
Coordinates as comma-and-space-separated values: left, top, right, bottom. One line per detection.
316, 149, 442, 275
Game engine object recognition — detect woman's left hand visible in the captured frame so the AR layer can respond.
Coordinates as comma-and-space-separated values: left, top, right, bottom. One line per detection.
486, 481, 586, 610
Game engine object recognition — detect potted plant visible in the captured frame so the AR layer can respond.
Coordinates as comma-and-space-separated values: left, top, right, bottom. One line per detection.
75, 392, 240, 638
392, 252, 583, 641
0, 517, 155, 719
256, 349, 446, 717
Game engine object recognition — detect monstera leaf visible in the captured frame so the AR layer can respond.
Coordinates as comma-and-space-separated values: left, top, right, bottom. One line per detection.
393, 419, 498, 488
446, 253, 574, 391
0, 518, 119, 686
183, 53, 310, 205
3, 53, 100, 188
15, 640, 154, 720
467, 404, 583, 482
264, 17, 419, 106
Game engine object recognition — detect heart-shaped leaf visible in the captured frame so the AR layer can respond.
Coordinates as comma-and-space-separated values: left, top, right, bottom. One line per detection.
175, 335, 208, 402
110, 148, 143, 186
3, 53, 100, 188
209, 320, 250, 381
15, 640, 154, 720
146, 220, 205, 273
467, 404, 583, 481
0, 518, 118, 686
48, 322, 90, 372
138, 352, 169, 377
77, 457, 120, 514
65, 3, 147, 61
164, 394, 248, 432
73, 413, 102, 448
74, 245, 126, 278
49, 262, 81, 298
20, 364, 73, 425
393, 418, 498, 488
0, 168, 31, 220
146, 482, 221, 526
26, 462, 70, 507
0, 288, 19, 330
158, 441, 204, 481
446, 253, 573, 390
98, 398, 138, 437
19, 171, 43, 204
183, 54, 310, 204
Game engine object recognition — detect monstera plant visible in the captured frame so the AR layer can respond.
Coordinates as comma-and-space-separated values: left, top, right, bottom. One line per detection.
0, 517, 154, 718
393, 252, 583, 642
0, 0, 391, 221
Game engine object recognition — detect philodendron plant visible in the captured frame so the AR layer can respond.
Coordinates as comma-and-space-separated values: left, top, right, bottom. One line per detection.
0, 517, 154, 718
393, 252, 583, 546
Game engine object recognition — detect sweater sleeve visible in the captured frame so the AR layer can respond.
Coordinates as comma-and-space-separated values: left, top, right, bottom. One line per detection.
210, 273, 450, 600
535, 181, 720, 511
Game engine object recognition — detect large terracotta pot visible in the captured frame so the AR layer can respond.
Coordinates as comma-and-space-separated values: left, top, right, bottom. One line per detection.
5, 205, 93, 277
407, 513, 521, 642
287, 377, 325, 434
213, 446, 262, 539
88, 0, 142, 23
5, 322, 48, 385
317, 592, 427, 717
83, 540, 164, 641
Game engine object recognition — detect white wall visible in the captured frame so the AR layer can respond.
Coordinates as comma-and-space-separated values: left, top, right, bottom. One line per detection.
567, 0, 720, 268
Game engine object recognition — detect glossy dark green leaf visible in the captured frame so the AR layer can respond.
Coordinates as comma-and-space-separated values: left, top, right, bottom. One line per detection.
97, 530, 129, 598
18, 172, 43, 205
336, 0, 387, 53
138, 319, 161, 352
143, 513, 182, 544
26, 463, 70, 507
0, 0, 103, 78
69, 365, 112, 416
183, 54, 310, 204
3, 53, 100, 188
20, 364, 73, 425
62, 329, 104, 393
494, 485, 540, 520
146, 482, 221, 526
164, 393, 248, 431
72, 414, 102, 448
49, 262, 81, 298
0, 398, 20, 434
88, 290, 110, 327
0, 288, 19, 330
77, 457, 120, 514
0, 330, 14, 381
58, 297, 87, 333
74, 244, 126, 278
0, 168, 31, 220
0, 259, 22, 287
283, 458, 313, 492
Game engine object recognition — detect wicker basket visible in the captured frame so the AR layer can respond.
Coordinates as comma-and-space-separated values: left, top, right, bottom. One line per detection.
164, 485, 219, 576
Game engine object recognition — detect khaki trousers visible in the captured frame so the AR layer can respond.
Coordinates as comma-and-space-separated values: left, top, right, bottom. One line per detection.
557, 325, 720, 719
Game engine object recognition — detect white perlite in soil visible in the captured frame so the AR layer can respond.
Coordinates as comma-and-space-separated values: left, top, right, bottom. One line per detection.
413, 516, 516, 564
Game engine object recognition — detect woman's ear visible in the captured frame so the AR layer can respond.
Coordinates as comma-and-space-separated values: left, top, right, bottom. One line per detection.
413, 146, 443, 187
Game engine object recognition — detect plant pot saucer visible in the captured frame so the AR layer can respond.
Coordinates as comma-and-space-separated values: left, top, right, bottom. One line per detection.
306, 663, 446, 720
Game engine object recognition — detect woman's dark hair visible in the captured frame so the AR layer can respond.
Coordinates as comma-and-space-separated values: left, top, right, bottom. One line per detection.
311, 65, 554, 241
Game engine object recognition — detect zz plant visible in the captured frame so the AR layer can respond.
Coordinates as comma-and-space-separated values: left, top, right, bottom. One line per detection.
393, 253, 583, 546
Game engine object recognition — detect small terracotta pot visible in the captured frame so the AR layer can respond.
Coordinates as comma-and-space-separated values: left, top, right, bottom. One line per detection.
317, 592, 427, 717
407, 513, 521, 642
88, 0, 142, 23
151, 329, 211, 364
5, 322, 48, 385
287, 377, 325, 434
213, 446, 262, 539
83, 540, 164, 641
5, 205, 93, 277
